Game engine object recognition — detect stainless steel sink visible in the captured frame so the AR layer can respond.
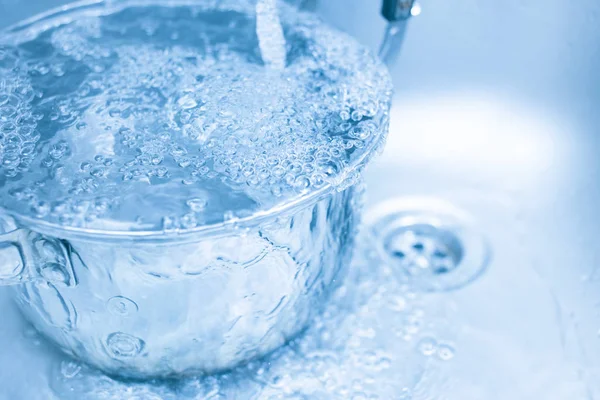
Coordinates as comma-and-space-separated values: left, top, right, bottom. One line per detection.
1, 0, 599, 398
325, 0, 600, 397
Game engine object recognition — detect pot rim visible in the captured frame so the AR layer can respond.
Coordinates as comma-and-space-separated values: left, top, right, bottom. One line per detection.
4, 185, 339, 243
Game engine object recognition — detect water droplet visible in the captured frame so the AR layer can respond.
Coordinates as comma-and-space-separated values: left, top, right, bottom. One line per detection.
356, 328, 376, 339
60, 360, 82, 379
106, 332, 145, 358
107, 296, 138, 317
339, 110, 350, 121
376, 356, 392, 370
437, 344, 455, 361
186, 197, 208, 212
293, 176, 310, 190
417, 337, 438, 356
162, 216, 176, 231
387, 296, 407, 312
180, 213, 197, 228
351, 110, 364, 121
177, 94, 197, 109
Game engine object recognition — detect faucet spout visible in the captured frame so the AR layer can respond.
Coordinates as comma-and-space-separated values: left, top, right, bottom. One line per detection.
382, 0, 416, 22
379, 0, 418, 66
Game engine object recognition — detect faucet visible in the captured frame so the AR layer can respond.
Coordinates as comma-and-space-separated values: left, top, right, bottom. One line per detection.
289, 0, 418, 65
379, 0, 418, 65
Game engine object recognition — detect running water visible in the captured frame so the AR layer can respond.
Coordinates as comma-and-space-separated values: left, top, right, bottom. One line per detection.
256, 0, 287, 70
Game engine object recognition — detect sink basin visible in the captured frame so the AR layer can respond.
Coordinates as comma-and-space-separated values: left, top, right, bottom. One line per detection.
1, 0, 600, 398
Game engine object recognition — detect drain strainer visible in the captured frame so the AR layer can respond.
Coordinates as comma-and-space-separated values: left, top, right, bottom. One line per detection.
365, 197, 490, 292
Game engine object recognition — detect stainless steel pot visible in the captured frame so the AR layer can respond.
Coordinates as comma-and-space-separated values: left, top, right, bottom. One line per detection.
1, 185, 360, 378
0, 0, 414, 379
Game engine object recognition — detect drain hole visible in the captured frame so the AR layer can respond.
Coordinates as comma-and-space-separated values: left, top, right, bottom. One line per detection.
434, 265, 450, 275
366, 197, 490, 292
412, 242, 424, 252
393, 250, 406, 259
433, 250, 447, 259
383, 224, 463, 280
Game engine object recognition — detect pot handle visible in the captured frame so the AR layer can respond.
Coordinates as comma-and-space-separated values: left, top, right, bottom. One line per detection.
0, 227, 77, 287
0, 229, 38, 285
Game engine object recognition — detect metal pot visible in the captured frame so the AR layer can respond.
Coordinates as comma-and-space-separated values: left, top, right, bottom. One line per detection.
0, 0, 413, 379
1, 185, 360, 378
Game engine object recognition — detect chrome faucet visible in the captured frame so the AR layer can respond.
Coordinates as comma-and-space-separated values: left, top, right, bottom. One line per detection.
292, 0, 418, 66
379, 0, 418, 65
382, 0, 416, 21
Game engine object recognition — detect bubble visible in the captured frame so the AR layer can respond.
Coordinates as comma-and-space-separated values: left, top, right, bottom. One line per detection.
186, 197, 208, 212
51, 64, 66, 77
417, 337, 438, 356
350, 110, 364, 122
376, 356, 392, 370
293, 176, 311, 190
107, 296, 138, 317
106, 332, 145, 358
177, 94, 198, 110
339, 110, 351, 121
180, 213, 198, 228
90, 168, 105, 178
436, 344, 455, 361
356, 328, 376, 339
60, 360, 82, 379
349, 126, 370, 140
162, 216, 176, 231
387, 296, 407, 312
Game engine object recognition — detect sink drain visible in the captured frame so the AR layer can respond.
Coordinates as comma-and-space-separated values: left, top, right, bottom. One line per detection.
365, 197, 490, 292
383, 223, 463, 277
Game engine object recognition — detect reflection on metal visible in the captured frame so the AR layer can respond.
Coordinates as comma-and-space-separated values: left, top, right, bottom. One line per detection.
382, 0, 416, 22
379, 0, 419, 65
